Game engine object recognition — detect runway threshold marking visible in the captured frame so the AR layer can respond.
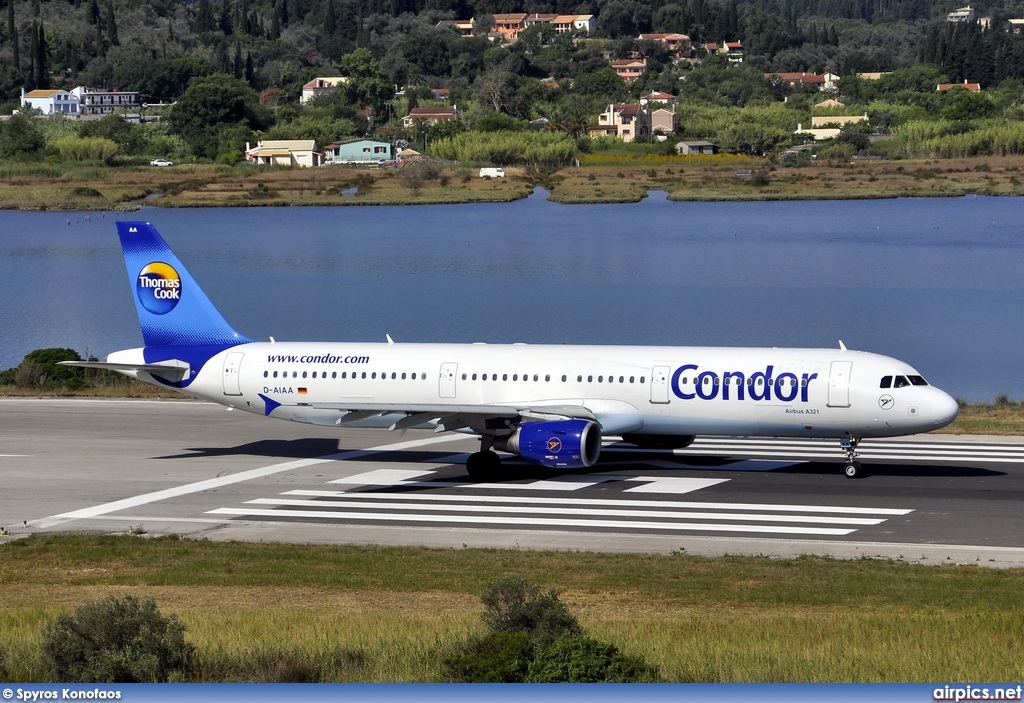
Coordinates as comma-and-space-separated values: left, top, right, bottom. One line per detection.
207, 466, 912, 539
32, 433, 468, 529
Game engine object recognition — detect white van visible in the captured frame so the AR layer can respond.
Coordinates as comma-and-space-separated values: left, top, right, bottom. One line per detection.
479, 167, 506, 178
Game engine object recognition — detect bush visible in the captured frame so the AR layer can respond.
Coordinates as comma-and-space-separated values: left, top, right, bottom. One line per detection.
527, 637, 661, 682
41, 595, 194, 682
10, 348, 86, 389
442, 630, 532, 682
480, 576, 582, 648
443, 577, 659, 683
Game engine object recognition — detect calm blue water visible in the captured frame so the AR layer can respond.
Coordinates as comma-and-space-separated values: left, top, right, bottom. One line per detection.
1, 192, 1023, 402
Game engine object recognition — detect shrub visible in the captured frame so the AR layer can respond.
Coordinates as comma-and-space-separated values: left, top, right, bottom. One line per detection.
527, 637, 661, 682
9, 348, 86, 389
444, 577, 658, 682
442, 630, 532, 682
41, 595, 194, 682
480, 576, 582, 648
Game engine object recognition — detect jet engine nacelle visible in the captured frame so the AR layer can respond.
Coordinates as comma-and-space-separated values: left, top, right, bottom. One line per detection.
621, 433, 696, 450
494, 419, 602, 469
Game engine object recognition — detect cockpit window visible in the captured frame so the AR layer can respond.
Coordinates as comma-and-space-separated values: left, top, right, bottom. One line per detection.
893, 376, 910, 388
908, 375, 928, 386
880, 376, 892, 389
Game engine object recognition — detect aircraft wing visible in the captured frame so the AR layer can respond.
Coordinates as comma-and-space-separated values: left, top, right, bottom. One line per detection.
58, 359, 190, 383
274, 400, 598, 432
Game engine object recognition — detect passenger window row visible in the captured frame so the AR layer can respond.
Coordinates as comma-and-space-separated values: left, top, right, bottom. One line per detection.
461, 372, 647, 384
264, 370, 429, 380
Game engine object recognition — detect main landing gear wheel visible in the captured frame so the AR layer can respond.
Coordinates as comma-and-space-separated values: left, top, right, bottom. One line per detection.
466, 450, 502, 479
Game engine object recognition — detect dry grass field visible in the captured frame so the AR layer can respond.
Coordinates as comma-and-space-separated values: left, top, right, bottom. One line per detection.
1, 537, 1023, 682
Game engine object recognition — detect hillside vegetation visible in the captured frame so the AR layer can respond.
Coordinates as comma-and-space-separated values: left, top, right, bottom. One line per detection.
3, 0, 1024, 169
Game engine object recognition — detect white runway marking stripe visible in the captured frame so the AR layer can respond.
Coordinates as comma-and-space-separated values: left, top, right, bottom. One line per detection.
207, 475, 910, 537
33, 434, 467, 529
205, 507, 859, 536
622, 437, 1024, 463
280, 489, 912, 515
237, 497, 888, 525
330, 469, 625, 491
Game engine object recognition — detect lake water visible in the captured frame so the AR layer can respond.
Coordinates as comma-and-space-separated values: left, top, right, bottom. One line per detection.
2, 191, 1023, 402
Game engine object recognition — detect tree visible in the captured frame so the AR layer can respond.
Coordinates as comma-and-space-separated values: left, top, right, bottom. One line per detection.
105, 0, 119, 47
0, 112, 46, 157
338, 48, 393, 117
167, 73, 271, 159
939, 86, 996, 121
7, 0, 18, 76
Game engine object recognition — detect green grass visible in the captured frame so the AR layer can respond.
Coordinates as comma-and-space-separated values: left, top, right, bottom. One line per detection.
1, 535, 1023, 682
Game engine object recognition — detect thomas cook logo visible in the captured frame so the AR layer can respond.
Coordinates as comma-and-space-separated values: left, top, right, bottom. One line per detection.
136, 262, 181, 315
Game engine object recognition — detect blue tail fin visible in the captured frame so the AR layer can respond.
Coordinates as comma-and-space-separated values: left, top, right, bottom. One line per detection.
118, 221, 254, 347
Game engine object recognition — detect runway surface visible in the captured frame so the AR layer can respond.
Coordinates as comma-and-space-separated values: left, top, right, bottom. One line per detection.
3, 398, 1024, 566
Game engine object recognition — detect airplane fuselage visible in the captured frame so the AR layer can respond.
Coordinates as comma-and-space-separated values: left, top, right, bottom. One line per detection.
110, 341, 958, 440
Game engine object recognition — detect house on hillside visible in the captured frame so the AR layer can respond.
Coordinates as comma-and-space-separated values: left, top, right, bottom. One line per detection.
937, 81, 981, 91
651, 108, 677, 135
245, 140, 322, 167
301, 77, 347, 105
810, 114, 868, 128
323, 139, 393, 165
72, 87, 140, 115
637, 33, 691, 59
592, 103, 650, 142
20, 88, 79, 115
641, 91, 677, 107
947, 6, 975, 22
767, 72, 839, 91
492, 13, 527, 41
436, 18, 476, 36
402, 106, 458, 127
610, 59, 648, 82
675, 140, 716, 155
552, 14, 595, 34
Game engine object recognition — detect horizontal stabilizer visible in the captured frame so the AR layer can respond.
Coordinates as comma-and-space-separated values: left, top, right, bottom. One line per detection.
59, 359, 190, 383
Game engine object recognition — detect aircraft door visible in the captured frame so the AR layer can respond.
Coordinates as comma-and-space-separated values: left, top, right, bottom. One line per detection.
439, 362, 458, 399
827, 360, 852, 408
222, 351, 244, 396
650, 366, 671, 404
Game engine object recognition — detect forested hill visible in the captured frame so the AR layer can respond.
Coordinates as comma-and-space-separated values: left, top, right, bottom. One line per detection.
1, 0, 1023, 109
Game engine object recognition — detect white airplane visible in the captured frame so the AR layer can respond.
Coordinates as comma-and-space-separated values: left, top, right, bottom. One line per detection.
64, 222, 960, 479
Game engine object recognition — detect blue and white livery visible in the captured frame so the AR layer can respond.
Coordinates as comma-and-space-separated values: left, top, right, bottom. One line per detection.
65, 222, 960, 479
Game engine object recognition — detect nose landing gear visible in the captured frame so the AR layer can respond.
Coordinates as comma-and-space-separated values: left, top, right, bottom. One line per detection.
841, 437, 865, 479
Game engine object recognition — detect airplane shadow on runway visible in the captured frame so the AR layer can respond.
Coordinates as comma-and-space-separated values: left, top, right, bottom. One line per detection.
154, 438, 470, 464
156, 438, 347, 459
152, 440, 1006, 480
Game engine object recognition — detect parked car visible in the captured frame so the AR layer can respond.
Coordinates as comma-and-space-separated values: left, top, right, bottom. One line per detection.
479, 167, 505, 178
150, 158, 173, 167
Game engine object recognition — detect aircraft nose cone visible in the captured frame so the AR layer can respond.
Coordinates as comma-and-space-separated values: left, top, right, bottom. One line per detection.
931, 391, 960, 428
